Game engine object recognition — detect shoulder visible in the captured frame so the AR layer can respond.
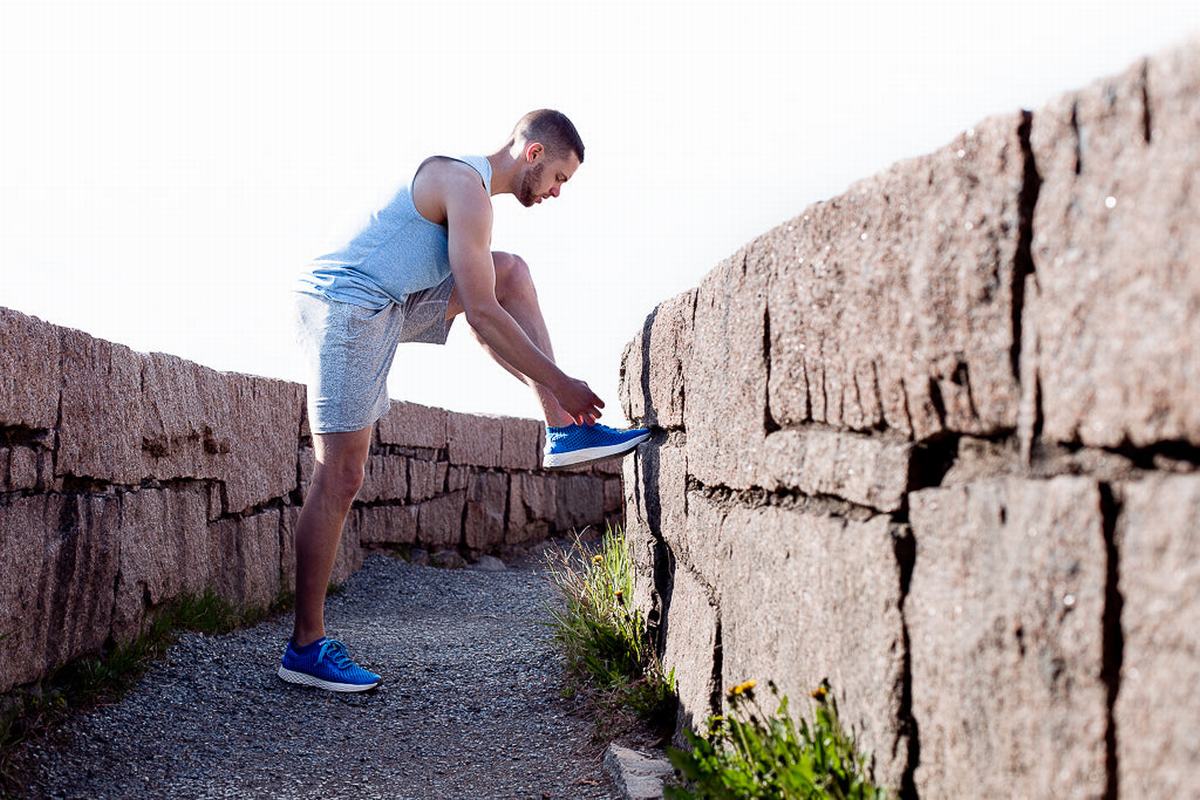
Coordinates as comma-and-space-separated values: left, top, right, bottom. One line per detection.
418, 157, 488, 198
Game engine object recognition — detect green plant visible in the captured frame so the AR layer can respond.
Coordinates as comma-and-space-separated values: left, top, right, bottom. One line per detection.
665, 679, 889, 800
541, 524, 677, 728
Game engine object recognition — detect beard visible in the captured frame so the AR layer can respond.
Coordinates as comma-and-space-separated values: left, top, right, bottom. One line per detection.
516, 162, 545, 207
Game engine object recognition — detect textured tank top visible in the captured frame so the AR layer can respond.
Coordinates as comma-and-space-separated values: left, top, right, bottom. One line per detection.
294, 155, 493, 309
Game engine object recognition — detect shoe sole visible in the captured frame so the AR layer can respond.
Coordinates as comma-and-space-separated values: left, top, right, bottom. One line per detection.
542, 431, 652, 469
278, 665, 380, 693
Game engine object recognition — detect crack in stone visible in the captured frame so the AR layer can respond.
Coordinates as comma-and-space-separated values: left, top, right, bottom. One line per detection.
1013, 109, 1043, 384
1140, 60, 1153, 144
1098, 483, 1123, 800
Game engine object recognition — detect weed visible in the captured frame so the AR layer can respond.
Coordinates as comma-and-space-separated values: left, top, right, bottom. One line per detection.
665, 679, 889, 800
541, 524, 678, 734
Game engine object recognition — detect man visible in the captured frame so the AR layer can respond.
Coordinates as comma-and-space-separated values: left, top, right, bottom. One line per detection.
280, 109, 650, 692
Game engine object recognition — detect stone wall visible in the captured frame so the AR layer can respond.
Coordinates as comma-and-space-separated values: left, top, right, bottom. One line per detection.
619, 39, 1199, 798
0, 308, 621, 694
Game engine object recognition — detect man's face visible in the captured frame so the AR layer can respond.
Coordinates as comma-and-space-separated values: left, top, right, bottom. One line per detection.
516, 146, 580, 207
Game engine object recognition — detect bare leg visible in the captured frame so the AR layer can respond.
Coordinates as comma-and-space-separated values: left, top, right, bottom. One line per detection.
446, 252, 576, 427
292, 425, 373, 646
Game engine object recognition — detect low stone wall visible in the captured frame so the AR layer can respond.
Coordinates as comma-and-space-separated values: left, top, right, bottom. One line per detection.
0, 308, 621, 694
619, 39, 1199, 798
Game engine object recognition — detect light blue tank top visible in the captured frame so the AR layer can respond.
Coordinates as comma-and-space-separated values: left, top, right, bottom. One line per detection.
294, 155, 493, 309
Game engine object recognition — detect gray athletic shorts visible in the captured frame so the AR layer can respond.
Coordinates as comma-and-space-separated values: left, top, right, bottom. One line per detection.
294, 275, 456, 434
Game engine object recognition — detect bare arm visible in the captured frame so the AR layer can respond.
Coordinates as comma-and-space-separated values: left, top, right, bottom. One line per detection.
445, 174, 603, 422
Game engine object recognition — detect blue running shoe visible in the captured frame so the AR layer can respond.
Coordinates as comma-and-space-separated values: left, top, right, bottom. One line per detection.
543, 422, 651, 468
278, 637, 381, 693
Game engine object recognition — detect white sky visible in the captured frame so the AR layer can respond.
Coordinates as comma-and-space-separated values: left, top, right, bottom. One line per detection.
2, 0, 1196, 426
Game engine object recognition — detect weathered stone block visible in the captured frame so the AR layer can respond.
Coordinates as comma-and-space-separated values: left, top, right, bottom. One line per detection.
465, 471, 508, 550
446, 464, 468, 492
762, 429, 912, 511
358, 453, 406, 503
298, 446, 315, 497
355, 503, 418, 546
447, 412, 502, 467
498, 416, 541, 470
1114, 474, 1200, 799
0, 494, 120, 692
407, 458, 442, 502
56, 329, 144, 484
0, 307, 61, 430
416, 490, 465, 548
908, 477, 1108, 799
622, 453, 658, 624
5, 446, 42, 491
329, 506, 364, 585
623, 289, 697, 430
111, 486, 211, 642
555, 474, 605, 533
1029, 41, 1200, 448
603, 478, 622, 514
683, 244, 770, 488
662, 565, 719, 744
719, 505, 908, 790
506, 473, 557, 544
767, 113, 1025, 445
377, 400, 448, 449
207, 509, 282, 611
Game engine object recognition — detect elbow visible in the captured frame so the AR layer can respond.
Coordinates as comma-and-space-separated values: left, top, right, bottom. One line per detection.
464, 299, 504, 331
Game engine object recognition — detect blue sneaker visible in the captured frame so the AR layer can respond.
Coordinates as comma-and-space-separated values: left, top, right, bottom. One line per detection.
543, 422, 651, 468
278, 637, 381, 693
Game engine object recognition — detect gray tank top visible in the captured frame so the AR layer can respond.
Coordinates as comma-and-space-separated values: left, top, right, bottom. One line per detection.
295, 155, 493, 309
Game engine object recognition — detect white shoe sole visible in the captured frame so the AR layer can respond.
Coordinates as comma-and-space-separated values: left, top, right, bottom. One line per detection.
542, 431, 652, 469
278, 665, 380, 692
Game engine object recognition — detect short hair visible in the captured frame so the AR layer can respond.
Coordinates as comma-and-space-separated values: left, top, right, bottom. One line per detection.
510, 109, 584, 163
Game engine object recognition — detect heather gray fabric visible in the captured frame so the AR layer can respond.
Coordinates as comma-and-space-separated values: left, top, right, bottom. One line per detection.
294, 273, 456, 434
294, 155, 492, 310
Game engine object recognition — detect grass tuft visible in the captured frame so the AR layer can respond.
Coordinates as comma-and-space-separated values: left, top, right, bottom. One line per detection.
541, 523, 678, 737
665, 679, 890, 799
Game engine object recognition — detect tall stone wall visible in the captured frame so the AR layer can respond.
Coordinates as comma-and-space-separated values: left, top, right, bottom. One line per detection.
0, 308, 621, 694
620, 39, 1199, 798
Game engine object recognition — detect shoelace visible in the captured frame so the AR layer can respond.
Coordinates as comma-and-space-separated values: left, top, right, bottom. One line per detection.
315, 638, 355, 670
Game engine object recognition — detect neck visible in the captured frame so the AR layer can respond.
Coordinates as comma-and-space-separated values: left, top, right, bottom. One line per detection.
486, 147, 521, 197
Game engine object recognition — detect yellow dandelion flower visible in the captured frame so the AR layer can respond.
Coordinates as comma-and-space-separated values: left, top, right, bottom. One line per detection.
727, 678, 757, 697
592, 554, 604, 564
810, 684, 828, 700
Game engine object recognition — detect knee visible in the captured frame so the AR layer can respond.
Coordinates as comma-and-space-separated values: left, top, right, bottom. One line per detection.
313, 459, 365, 508
494, 252, 535, 305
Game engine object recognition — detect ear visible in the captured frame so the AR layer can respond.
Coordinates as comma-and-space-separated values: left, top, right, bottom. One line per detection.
524, 142, 543, 163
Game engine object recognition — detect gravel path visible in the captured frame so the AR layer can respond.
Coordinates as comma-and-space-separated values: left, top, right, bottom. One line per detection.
14, 549, 619, 800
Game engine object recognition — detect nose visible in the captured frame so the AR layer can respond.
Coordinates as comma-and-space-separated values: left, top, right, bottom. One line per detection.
549, 186, 560, 198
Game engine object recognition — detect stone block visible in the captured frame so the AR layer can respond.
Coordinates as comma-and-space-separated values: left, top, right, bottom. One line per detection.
111, 486, 211, 643
908, 477, 1109, 799
662, 566, 719, 744
358, 453, 406, 503
766, 114, 1025, 445
280, 505, 298, 595
355, 503, 418, 546
1114, 474, 1200, 799
447, 412, 502, 467
0, 493, 120, 692
603, 478, 623, 514
554, 474, 605, 533
1029, 41, 1200, 448
622, 289, 697, 430
329, 506, 364, 586
762, 429, 912, 511
507, 473, 557, 544
416, 490, 465, 548
465, 471, 508, 550
377, 400, 448, 449
498, 416, 541, 470
56, 328, 144, 484
0, 307, 61, 430
207, 509, 282, 611
718, 505, 908, 790
683, 243, 771, 489
622, 454, 658, 626
407, 458, 442, 502
446, 464, 468, 492
298, 446, 315, 497
5, 446, 43, 491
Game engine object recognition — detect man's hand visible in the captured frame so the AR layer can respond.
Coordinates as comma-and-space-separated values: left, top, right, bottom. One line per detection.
551, 375, 604, 425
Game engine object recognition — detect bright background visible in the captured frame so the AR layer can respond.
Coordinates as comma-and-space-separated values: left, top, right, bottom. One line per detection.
2, 1, 1196, 425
